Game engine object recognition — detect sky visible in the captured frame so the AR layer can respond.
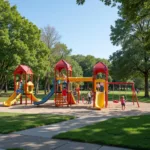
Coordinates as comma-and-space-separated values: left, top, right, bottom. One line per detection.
9, 0, 120, 59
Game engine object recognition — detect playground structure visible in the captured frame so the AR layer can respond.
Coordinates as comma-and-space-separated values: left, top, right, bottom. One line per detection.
4, 65, 39, 106
54, 60, 139, 109
54, 60, 108, 109
3, 60, 139, 109
4, 65, 56, 107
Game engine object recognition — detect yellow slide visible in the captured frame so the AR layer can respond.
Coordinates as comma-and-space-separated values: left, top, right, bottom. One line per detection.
95, 92, 105, 109
26, 93, 39, 102
4, 92, 22, 107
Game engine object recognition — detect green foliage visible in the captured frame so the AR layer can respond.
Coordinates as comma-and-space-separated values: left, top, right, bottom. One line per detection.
133, 78, 145, 89
66, 57, 83, 77
72, 55, 109, 77
0, 112, 74, 134
54, 115, 150, 150
109, 17, 150, 97
52, 43, 72, 61
0, 0, 50, 89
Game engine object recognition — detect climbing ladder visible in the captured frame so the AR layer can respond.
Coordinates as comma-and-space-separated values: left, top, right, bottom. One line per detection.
55, 93, 68, 107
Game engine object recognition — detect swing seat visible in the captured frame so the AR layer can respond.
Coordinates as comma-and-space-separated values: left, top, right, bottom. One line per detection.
113, 100, 119, 103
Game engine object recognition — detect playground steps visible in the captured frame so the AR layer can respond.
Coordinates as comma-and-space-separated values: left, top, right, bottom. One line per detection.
55, 93, 68, 107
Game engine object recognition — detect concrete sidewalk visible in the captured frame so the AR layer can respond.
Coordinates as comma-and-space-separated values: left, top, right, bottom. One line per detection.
1, 101, 146, 150
0, 134, 130, 150
15, 115, 111, 138
0, 115, 132, 150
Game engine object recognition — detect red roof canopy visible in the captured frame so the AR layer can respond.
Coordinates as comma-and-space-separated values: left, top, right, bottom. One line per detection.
14, 65, 33, 75
93, 62, 108, 75
55, 60, 72, 72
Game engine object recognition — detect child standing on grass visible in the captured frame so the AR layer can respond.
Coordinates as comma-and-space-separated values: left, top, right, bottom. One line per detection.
120, 96, 126, 110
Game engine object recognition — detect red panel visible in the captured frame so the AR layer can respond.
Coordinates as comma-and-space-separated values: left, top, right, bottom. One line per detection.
55, 59, 72, 71
14, 65, 33, 75
93, 62, 108, 75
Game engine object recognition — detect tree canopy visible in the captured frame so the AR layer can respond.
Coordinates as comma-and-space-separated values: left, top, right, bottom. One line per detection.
110, 17, 150, 97
0, 0, 49, 91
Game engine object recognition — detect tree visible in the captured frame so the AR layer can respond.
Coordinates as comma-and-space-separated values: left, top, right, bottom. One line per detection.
110, 18, 150, 97
40, 25, 61, 94
66, 57, 83, 77
72, 55, 110, 77
52, 43, 72, 60
41, 25, 61, 49
0, 0, 50, 93
49, 42, 72, 80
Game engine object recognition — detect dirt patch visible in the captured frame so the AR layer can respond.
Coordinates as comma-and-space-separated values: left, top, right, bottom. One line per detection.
0, 101, 149, 118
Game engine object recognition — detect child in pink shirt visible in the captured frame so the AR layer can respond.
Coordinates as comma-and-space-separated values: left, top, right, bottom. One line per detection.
120, 96, 126, 110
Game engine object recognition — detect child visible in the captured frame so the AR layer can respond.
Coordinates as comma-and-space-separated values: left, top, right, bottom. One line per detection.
62, 87, 67, 103
100, 82, 104, 92
96, 83, 100, 91
16, 80, 22, 95
120, 96, 126, 110
87, 90, 91, 104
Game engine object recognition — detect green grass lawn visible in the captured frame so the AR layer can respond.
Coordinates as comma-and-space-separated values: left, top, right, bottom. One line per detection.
0, 112, 74, 134
53, 115, 150, 150
108, 91, 150, 103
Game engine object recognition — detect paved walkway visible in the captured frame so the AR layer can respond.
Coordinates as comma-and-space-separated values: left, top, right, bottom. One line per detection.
0, 101, 150, 149
0, 134, 130, 150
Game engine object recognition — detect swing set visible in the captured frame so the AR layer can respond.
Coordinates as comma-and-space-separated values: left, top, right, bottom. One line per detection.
109, 82, 139, 107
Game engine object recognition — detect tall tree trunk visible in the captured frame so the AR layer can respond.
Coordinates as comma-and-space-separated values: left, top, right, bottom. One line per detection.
144, 72, 149, 97
44, 73, 48, 95
4, 81, 8, 93
47, 80, 50, 92
0, 83, 5, 95
0, 76, 6, 94
35, 76, 40, 95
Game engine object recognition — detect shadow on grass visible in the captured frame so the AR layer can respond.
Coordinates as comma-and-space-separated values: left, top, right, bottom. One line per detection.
0, 112, 74, 134
53, 115, 150, 150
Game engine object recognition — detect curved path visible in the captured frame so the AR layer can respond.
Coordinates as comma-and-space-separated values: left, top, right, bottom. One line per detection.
0, 101, 150, 150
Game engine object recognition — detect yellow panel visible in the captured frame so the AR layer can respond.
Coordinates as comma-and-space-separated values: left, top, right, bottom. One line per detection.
56, 77, 66, 81
68, 77, 93, 82
95, 79, 105, 83
95, 91, 105, 109
57, 77, 93, 82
